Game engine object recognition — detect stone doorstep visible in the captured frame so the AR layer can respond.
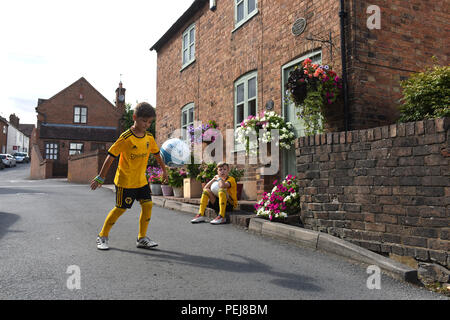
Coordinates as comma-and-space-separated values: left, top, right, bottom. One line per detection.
248, 218, 418, 284
153, 195, 257, 228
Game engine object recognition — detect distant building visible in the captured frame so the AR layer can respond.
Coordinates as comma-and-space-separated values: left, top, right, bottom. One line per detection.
32, 77, 126, 177
6, 114, 32, 155
0, 116, 8, 154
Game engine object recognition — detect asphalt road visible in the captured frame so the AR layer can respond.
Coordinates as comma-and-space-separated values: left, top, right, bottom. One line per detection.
0, 164, 447, 300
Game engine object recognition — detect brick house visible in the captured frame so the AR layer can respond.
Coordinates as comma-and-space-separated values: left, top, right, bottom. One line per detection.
150, 0, 448, 199
0, 116, 8, 154
32, 77, 126, 177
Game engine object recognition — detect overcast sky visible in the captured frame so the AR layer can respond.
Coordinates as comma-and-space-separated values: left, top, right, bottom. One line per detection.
0, 0, 193, 125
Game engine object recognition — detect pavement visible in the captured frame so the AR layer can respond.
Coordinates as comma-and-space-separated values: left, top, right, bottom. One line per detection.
103, 184, 419, 285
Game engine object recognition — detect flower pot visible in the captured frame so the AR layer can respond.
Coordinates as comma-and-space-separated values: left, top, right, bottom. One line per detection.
237, 183, 243, 200
183, 178, 202, 198
161, 184, 173, 196
150, 184, 162, 196
173, 186, 183, 198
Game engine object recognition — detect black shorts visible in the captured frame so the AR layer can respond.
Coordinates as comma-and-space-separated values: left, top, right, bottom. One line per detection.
207, 199, 234, 213
115, 184, 152, 209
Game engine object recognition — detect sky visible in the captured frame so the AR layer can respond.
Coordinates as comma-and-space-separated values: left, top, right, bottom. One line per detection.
0, 0, 194, 126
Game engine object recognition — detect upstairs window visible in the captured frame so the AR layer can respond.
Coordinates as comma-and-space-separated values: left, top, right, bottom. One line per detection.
235, 0, 258, 29
182, 24, 196, 68
74, 106, 87, 124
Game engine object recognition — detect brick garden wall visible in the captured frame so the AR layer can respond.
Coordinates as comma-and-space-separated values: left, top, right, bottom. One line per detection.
67, 150, 117, 184
296, 118, 449, 269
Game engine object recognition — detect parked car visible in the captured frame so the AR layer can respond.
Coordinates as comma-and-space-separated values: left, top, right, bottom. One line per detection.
13, 152, 30, 163
0, 154, 16, 167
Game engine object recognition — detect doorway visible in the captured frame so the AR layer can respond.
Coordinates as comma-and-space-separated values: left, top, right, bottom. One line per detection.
281, 51, 322, 178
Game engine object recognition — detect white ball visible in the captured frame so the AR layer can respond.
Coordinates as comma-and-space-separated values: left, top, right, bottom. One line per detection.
210, 181, 220, 196
160, 138, 191, 167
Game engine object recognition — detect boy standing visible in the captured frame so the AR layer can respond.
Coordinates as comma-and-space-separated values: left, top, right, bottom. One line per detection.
191, 162, 237, 225
90, 102, 168, 250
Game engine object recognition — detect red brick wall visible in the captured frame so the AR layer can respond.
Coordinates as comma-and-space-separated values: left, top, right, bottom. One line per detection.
36, 78, 123, 127
35, 78, 123, 175
155, 0, 343, 144
68, 150, 117, 184
0, 120, 7, 153
347, 0, 449, 129
297, 117, 449, 268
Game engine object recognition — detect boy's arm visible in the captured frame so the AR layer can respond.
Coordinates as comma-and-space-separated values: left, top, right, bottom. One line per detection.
90, 155, 115, 190
204, 176, 217, 190
153, 153, 168, 184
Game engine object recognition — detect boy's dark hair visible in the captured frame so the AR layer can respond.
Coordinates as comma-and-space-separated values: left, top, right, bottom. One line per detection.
134, 102, 156, 118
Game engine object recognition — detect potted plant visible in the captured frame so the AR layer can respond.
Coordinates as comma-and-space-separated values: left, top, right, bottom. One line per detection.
229, 166, 245, 200
168, 167, 187, 198
254, 174, 300, 224
235, 111, 296, 155
147, 166, 163, 196
183, 158, 203, 198
285, 58, 342, 135
196, 162, 217, 188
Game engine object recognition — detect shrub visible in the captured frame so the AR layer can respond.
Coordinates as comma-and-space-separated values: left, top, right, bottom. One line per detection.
398, 62, 450, 123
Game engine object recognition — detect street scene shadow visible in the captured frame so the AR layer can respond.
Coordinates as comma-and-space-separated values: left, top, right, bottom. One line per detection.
0, 212, 22, 240
110, 247, 323, 293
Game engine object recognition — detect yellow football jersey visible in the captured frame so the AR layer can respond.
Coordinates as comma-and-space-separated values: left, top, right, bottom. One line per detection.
108, 129, 159, 188
225, 176, 238, 209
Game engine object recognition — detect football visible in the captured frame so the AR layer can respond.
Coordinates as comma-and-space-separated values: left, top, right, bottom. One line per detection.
160, 138, 191, 167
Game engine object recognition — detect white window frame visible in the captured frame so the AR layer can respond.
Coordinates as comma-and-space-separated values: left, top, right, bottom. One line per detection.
233, 0, 258, 31
74, 106, 87, 124
45, 142, 58, 160
69, 142, 84, 156
234, 71, 258, 151
181, 23, 196, 70
181, 103, 195, 140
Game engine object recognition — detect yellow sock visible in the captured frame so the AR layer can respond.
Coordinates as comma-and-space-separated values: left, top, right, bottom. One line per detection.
138, 200, 153, 239
99, 207, 126, 237
198, 191, 210, 215
218, 189, 227, 218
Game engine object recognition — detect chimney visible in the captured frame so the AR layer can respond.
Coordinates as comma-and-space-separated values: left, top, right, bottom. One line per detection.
9, 114, 20, 127
115, 81, 126, 111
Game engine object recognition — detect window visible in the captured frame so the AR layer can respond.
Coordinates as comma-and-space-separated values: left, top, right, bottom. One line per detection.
182, 24, 196, 68
74, 106, 87, 124
234, 71, 257, 150
45, 143, 58, 160
235, 0, 258, 29
181, 103, 195, 140
69, 143, 83, 155
2, 126, 6, 134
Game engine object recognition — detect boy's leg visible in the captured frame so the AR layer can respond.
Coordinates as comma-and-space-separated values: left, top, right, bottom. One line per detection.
198, 190, 215, 215
99, 206, 127, 237
138, 200, 153, 240
217, 188, 228, 218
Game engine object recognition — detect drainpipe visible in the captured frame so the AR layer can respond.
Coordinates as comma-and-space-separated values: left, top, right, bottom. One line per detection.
339, 0, 350, 132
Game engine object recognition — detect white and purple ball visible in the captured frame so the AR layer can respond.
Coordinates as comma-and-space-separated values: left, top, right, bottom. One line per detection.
160, 138, 191, 167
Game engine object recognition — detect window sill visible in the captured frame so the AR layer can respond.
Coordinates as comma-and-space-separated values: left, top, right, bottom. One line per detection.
180, 59, 196, 72
232, 9, 259, 34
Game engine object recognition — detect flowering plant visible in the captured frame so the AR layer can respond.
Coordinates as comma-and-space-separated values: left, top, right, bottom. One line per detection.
188, 120, 219, 144
286, 58, 342, 135
254, 175, 300, 220
196, 162, 217, 183
168, 167, 188, 188
235, 111, 295, 154
147, 166, 163, 184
